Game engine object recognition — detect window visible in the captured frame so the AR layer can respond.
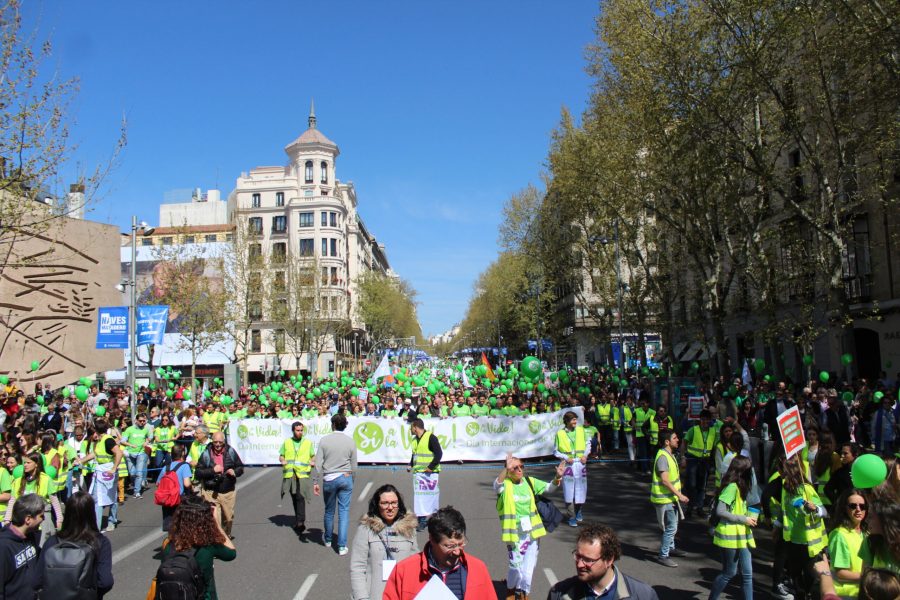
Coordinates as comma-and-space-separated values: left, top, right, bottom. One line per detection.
204, 234, 217, 243
249, 243, 262, 262
321, 211, 328, 227
843, 216, 872, 301
273, 271, 286, 292
305, 161, 313, 183
321, 267, 328, 285
248, 217, 263, 235
299, 238, 314, 256
320, 161, 328, 184
276, 192, 285, 207
272, 242, 286, 263
249, 302, 262, 321
298, 269, 314, 286
304, 190, 313, 197
789, 150, 804, 200
251, 330, 261, 352
330, 267, 338, 285
298, 211, 314, 227
272, 215, 286, 233
252, 193, 261, 208
184, 235, 195, 244
329, 212, 337, 227
321, 238, 328, 256
274, 329, 285, 353
321, 189, 329, 196
225, 233, 233, 242
141, 238, 153, 246
330, 238, 337, 257
161, 236, 173, 246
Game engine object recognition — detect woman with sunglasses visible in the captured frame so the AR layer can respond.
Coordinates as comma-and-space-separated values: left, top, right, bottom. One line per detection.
827, 489, 868, 599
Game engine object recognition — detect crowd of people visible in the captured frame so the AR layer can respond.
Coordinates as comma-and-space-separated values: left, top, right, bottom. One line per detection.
0, 361, 897, 599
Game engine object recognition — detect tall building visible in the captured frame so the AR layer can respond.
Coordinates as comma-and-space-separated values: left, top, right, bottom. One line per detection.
227, 103, 392, 379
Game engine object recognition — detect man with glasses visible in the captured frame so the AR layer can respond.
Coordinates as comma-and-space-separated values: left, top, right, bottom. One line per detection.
495, 454, 566, 600
195, 431, 245, 537
279, 421, 314, 534
121, 413, 153, 499
383, 505, 496, 600
548, 522, 658, 599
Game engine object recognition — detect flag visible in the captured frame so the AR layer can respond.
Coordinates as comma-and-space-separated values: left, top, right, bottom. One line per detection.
461, 366, 473, 388
742, 359, 753, 389
373, 354, 391, 381
481, 352, 496, 381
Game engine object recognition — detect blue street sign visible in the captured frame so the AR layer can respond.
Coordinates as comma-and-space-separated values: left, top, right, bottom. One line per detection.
96, 306, 129, 349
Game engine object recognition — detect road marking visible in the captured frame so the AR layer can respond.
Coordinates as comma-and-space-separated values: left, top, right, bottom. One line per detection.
112, 467, 272, 565
358, 481, 373, 502
544, 568, 558, 586
293, 573, 318, 600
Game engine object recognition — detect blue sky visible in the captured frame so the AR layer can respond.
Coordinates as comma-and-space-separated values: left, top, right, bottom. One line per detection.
25, 1, 596, 336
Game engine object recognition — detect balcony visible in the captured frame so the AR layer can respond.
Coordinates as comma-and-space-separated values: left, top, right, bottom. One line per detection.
844, 274, 873, 303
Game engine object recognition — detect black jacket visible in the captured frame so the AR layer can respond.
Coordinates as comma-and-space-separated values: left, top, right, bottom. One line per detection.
195, 445, 244, 493
0, 526, 38, 600
547, 567, 659, 600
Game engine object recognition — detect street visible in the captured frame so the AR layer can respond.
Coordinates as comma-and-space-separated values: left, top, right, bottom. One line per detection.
108, 460, 777, 599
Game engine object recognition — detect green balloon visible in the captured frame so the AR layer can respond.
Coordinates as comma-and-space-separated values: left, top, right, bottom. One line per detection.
12, 465, 23, 479
842, 391, 853, 403
841, 353, 853, 366
94, 406, 106, 416
521, 356, 541, 379
148, 383, 156, 391
371, 395, 379, 403
62, 387, 71, 397
874, 391, 884, 401
851, 454, 888, 489
819, 371, 830, 383
0, 375, 7, 386
204, 390, 212, 398
44, 465, 57, 479
30, 360, 40, 371
802, 355, 814, 366
753, 358, 765, 371
75, 385, 89, 401
165, 390, 174, 398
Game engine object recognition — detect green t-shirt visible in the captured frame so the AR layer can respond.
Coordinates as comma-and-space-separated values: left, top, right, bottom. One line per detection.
277, 410, 292, 419
301, 408, 318, 419
584, 425, 598, 439
502, 406, 521, 417
472, 404, 490, 417
451, 405, 471, 417
490, 409, 502, 416
510, 478, 548, 518
718, 482, 739, 507
381, 410, 398, 418
123, 425, 152, 452
0, 468, 12, 495
859, 536, 900, 575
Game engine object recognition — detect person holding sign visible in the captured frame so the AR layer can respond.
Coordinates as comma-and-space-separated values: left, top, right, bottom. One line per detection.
279, 421, 314, 534
407, 419, 443, 532
779, 454, 828, 596
554, 411, 589, 527
494, 454, 566, 600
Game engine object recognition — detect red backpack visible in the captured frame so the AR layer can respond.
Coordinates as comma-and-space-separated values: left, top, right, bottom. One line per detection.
155, 463, 187, 508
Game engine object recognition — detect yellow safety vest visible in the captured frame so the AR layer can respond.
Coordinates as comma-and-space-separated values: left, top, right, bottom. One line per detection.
649, 416, 673, 446
634, 408, 655, 438
11, 473, 51, 501
555, 427, 586, 460
781, 483, 827, 557
713, 483, 755, 549
685, 425, 715, 458
154, 426, 177, 452
650, 449, 681, 504
95, 434, 115, 464
280, 438, 313, 479
613, 406, 634, 432
41, 449, 59, 494
202, 412, 222, 434
496, 478, 547, 543
596, 404, 612, 425
412, 431, 440, 473
0, 467, 12, 515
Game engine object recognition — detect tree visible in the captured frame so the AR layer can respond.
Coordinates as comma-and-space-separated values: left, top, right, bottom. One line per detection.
221, 221, 265, 386
0, 0, 125, 277
152, 242, 227, 389
355, 272, 423, 347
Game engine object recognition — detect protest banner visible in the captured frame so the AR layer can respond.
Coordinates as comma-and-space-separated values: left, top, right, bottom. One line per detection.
687, 396, 705, 420
228, 407, 583, 464
777, 405, 806, 459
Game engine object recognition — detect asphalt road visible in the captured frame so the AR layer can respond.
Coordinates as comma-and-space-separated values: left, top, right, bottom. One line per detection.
108, 459, 778, 599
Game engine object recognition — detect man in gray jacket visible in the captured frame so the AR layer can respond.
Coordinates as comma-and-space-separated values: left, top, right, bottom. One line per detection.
547, 523, 658, 600
314, 413, 358, 555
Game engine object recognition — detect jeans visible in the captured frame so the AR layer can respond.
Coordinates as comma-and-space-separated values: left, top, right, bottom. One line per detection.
154, 450, 171, 473
636, 436, 650, 472
94, 496, 119, 529
323, 474, 353, 548
613, 429, 621, 450
710, 546, 753, 599
655, 502, 679, 558
126, 452, 149, 494
685, 457, 709, 510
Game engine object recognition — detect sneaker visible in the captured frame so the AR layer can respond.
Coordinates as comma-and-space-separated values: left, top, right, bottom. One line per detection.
323, 538, 332, 547
568, 517, 578, 527
669, 548, 687, 557
773, 583, 795, 600
656, 556, 678, 568
575, 510, 584, 522
134, 493, 142, 499
338, 546, 349, 556
104, 523, 116, 532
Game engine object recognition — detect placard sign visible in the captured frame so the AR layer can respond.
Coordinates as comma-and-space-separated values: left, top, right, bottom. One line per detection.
777, 406, 807, 459
687, 396, 705, 420
358, 388, 369, 401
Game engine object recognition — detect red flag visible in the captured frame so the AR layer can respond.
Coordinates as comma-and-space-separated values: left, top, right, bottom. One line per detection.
481, 352, 496, 381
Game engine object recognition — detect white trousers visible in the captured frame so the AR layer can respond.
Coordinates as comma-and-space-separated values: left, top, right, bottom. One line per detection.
506, 535, 540, 593
562, 461, 587, 504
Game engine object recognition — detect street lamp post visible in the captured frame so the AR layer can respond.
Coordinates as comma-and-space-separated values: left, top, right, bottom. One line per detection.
590, 218, 625, 368
127, 216, 153, 421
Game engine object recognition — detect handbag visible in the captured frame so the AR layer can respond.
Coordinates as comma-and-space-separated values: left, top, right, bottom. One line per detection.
524, 476, 565, 533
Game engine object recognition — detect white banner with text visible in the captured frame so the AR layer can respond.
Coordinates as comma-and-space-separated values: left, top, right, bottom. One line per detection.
227, 407, 584, 464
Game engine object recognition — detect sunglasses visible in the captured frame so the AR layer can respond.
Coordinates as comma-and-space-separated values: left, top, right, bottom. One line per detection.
848, 503, 867, 511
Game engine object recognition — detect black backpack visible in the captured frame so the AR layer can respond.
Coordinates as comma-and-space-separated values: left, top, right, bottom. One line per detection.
37, 540, 98, 600
156, 548, 205, 600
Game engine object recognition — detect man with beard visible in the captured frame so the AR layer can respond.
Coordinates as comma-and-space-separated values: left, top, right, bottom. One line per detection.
548, 523, 658, 599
